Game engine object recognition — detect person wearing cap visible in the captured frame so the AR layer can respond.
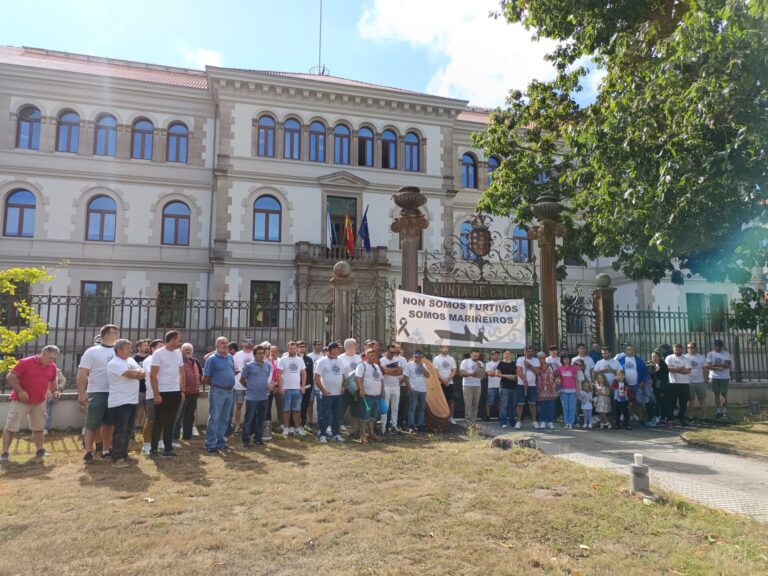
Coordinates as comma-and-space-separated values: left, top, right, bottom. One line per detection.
380, 343, 407, 434
355, 348, 384, 442
232, 337, 255, 434
515, 345, 541, 428
314, 342, 346, 442
705, 339, 731, 419
406, 350, 429, 432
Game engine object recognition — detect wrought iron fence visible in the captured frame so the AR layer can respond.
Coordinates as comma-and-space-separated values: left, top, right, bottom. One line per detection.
0, 293, 335, 388
615, 306, 768, 382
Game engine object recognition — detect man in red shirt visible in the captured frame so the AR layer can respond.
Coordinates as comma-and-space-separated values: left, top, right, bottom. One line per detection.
2, 345, 60, 462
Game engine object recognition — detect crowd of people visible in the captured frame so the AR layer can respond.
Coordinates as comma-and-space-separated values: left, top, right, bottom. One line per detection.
1, 325, 733, 466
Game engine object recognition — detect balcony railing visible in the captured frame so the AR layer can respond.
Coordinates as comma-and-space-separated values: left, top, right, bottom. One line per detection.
294, 242, 388, 263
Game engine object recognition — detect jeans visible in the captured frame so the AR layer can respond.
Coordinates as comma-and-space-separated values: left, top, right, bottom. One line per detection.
181, 394, 198, 439
110, 403, 137, 461
318, 394, 344, 437
560, 391, 577, 425
380, 385, 401, 430
664, 383, 690, 422
615, 401, 630, 427
44, 395, 59, 431
151, 391, 181, 453
206, 387, 234, 450
408, 390, 426, 429
242, 399, 268, 445
499, 388, 517, 427
300, 385, 314, 426
463, 386, 482, 425
538, 399, 556, 423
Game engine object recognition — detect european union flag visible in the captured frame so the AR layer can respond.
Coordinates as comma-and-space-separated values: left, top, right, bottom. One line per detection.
358, 206, 371, 254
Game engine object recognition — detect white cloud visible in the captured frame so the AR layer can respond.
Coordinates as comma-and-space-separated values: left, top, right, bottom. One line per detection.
358, 0, 558, 107
180, 48, 223, 69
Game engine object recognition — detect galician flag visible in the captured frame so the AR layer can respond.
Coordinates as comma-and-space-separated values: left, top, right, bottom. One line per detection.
357, 206, 371, 254
344, 210, 355, 256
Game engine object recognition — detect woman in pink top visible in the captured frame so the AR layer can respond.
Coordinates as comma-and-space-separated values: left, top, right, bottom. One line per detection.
557, 355, 578, 429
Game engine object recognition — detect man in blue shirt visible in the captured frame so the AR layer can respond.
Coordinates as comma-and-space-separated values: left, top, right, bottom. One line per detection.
240, 345, 274, 447
202, 336, 235, 454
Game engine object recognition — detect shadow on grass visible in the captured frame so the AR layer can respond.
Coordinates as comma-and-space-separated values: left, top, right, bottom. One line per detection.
78, 459, 154, 492
0, 459, 56, 480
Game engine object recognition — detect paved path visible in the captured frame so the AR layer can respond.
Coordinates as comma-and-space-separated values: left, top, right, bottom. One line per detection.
478, 422, 768, 523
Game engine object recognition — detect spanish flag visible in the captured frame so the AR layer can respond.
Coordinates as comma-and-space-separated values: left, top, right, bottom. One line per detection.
344, 209, 355, 256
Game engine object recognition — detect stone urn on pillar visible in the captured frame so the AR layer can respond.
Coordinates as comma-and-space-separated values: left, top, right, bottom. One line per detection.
528, 194, 565, 349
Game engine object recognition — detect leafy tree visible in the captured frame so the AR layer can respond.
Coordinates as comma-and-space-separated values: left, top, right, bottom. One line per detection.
475, 0, 768, 285
0, 267, 51, 374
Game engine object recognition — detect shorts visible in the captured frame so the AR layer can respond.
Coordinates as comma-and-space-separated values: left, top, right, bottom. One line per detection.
629, 385, 641, 405
282, 389, 302, 411
442, 383, 457, 402
144, 398, 156, 422
691, 382, 708, 403
711, 379, 729, 395
85, 392, 113, 430
358, 394, 381, 422
138, 392, 146, 405
4, 400, 45, 432
234, 389, 246, 404
486, 388, 500, 406
517, 386, 537, 405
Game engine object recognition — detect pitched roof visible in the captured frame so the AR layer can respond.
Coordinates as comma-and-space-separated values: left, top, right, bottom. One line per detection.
0, 46, 208, 89
457, 107, 491, 124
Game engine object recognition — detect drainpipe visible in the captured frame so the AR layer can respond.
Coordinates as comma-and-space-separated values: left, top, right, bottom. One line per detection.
206, 101, 218, 300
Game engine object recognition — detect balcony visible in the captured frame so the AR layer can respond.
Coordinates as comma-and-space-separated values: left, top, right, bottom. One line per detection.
294, 241, 389, 265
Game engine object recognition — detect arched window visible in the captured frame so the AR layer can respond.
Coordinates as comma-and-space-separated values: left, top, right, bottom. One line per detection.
257, 116, 276, 157
512, 225, 531, 263
3, 190, 36, 238
16, 106, 41, 150
459, 221, 476, 261
309, 121, 326, 162
162, 201, 191, 246
357, 127, 373, 167
253, 195, 281, 242
167, 122, 189, 163
283, 118, 301, 160
381, 129, 397, 169
86, 195, 117, 242
131, 118, 154, 160
94, 114, 117, 157
334, 124, 350, 165
487, 156, 500, 187
405, 132, 420, 172
461, 153, 477, 188
56, 111, 80, 153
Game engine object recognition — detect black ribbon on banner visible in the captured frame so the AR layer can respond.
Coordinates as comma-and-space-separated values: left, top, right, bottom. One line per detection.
397, 317, 410, 337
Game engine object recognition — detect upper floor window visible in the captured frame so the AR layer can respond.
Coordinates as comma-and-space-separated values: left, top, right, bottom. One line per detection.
309, 121, 326, 162
162, 201, 191, 246
284, 118, 301, 160
358, 127, 373, 167
131, 118, 154, 160
16, 106, 41, 150
167, 122, 188, 163
334, 124, 350, 164
512, 225, 531, 262
56, 110, 80, 153
381, 129, 397, 169
405, 132, 420, 172
487, 156, 500, 187
86, 195, 117, 242
3, 190, 36, 238
94, 114, 118, 157
257, 115, 276, 157
461, 153, 477, 188
253, 195, 281, 242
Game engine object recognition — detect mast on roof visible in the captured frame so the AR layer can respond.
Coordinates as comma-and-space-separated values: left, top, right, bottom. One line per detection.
309, 0, 329, 75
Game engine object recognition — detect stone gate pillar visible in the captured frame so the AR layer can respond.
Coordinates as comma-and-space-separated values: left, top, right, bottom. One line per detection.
592, 273, 617, 350
331, 261, 353, 342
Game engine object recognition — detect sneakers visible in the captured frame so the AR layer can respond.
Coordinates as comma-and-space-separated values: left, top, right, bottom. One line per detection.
326, 426, 332, 436
35, 448, 49, 458
206, 447, 220, 454
624, 425, 632, 431
630, 414, 640, 422
448, 417, 457, 425
191, 426, 200, 437
501, 424, 508, 429
142, 442, 151, 455
112, 460, 130, 468
319, 436, 327, 443
43, 429, 50, 436
333, 434, 345, 443
83, 452, 94, 465
514, 422, 522, 429
162, 450, 179, 457
0, 452, 9, 463
548, 422, 555, 429
296, 428, 308, 437
565, 423, 572, 430
391, 426, 404, 434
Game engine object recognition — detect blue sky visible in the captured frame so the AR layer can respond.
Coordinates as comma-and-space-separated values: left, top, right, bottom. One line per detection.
1, 0, 600, 107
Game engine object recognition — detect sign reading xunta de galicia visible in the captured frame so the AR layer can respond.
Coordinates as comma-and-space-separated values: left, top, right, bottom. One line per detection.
394, 289, 526, 349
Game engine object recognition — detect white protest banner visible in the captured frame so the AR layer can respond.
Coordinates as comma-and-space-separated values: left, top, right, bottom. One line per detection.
395, 290, 526, 349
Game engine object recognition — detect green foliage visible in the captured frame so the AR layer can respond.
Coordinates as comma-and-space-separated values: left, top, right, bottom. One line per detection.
731, 286, 768, 343
476, 0, 768, 285
0, 267, 51, 374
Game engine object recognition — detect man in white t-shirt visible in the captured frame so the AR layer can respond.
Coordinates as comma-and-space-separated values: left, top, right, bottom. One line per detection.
484, 351, 501, 422
515, 345, 541, 428
435, 345, 458, 424
106, 339, 144, 467
355, 347, 384, 442
278, 341, 306, 436
406, 350, 429, 432
232, 338, 255, 433
574, 343, 596, 380
380, 343, 407, 434
307, 340, 324, 365
77, 324, 119, 464
140, 339, 164, 454
705, 339, 732, 419
594, 347, 621, 386
149, 330, 185, 457
460, 350, 484, 427
340, 338, 361, 430
314, 342, 345, 442
685, 341, 707, 420
665, 343, 692, 426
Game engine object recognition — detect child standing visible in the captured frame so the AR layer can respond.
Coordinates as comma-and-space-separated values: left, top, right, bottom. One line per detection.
612, 370, 632, 430
594, 373, 612, 429
579, 381, 594, 429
